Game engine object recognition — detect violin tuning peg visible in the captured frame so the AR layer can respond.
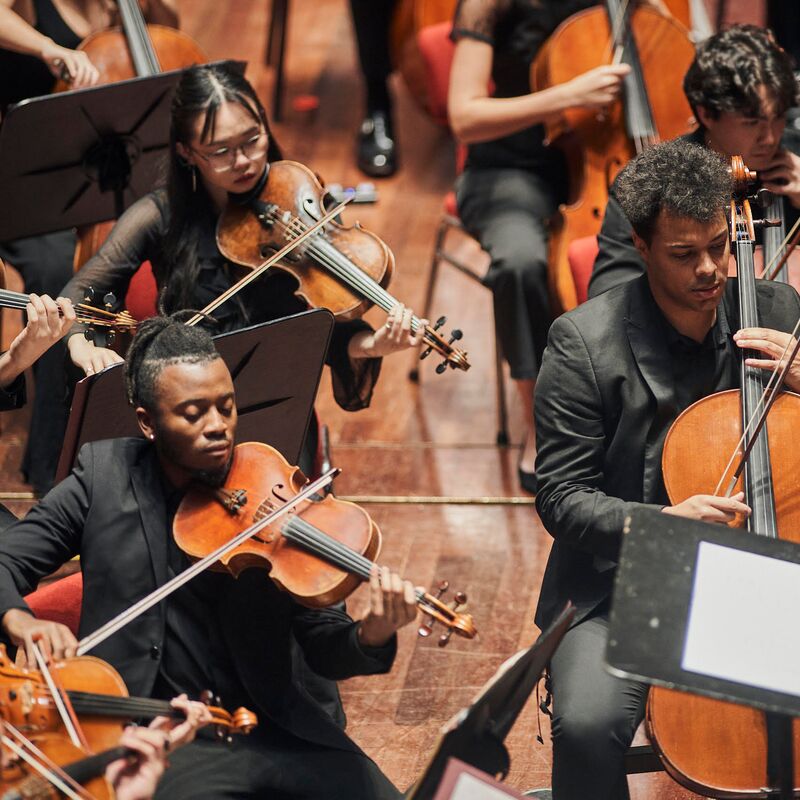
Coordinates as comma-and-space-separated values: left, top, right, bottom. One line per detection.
84, 287, 96, 304
434, 316, 446, 331
434, 580, 450, 599
103, 292, 117, 309
449, 329, 463, 341
419, 346, 433, 361
454, 591, 467, 608
438, 629, 454, 648
436, 361, 448, 375
417, 622, 434, 639
84, 327, 95, 342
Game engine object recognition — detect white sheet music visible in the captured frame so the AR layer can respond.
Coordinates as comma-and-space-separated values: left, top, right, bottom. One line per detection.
448, 773, 520, 800
682, 542, 800, 697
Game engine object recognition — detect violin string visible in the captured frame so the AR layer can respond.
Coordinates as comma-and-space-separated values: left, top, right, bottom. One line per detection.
66, 690, 175, 719
1, 722, 91, 800
281, 516, 427, 605
268, 213, 442, 351
77, 468, 338, 655
188, 198, 353, 325
269, 214, 406, 320
32, 642, 86, 752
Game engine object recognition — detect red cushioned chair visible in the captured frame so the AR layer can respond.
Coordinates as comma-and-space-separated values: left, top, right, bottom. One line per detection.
25, 571, 83, 637
414, 22, 509, 445
125, 261, 159, 321
566, 235, 600, 306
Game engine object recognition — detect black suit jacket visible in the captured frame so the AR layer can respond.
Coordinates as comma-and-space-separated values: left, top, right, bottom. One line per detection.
534, 275, 800, 630
0, 438, 395, 754
588, 129, 800, 299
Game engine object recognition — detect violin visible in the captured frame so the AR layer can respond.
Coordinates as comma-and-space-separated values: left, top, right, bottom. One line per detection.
531, 1, 695, 312
2, 726, 123, 800
647, 158, 800, 796
0, 644, 257, 755
215, 160, 471, 374
55, 0, 207, 271
172, 442, 477, 644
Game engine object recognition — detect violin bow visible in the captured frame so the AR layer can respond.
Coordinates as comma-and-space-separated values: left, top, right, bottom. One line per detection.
77, 468, 339, 656
762, 214, 800, 281
184, 196, 353, 327
1, 721, 93, 800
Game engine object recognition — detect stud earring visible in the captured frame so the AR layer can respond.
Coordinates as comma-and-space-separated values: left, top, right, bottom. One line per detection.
149, 433, 155, 441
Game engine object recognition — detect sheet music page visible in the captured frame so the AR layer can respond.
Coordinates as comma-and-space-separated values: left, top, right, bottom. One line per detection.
682, 542, 800, 696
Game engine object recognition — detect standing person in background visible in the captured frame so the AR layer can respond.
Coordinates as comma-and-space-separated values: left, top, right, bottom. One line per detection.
0, 0, 179, 496
349, 0, 399, 177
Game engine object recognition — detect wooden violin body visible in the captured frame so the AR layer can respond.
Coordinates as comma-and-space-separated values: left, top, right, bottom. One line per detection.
531, 4, 695, 312
218, 160, 395, 322
174, 441, 381, 608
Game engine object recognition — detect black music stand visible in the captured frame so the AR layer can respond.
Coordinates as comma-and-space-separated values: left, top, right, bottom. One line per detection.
607, 507, 800, 800
55, 309, 333, 481
0, 60, 243, 240
406, 603, 576, 800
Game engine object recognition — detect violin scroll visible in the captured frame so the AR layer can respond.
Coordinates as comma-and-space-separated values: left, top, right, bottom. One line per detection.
79, 286, 138, 347
417, 579, 477, 647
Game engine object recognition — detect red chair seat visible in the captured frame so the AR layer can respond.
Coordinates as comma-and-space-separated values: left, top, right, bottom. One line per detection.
567, 235, 599, 306
25, 572, 83, 637
125, 262, 159, 321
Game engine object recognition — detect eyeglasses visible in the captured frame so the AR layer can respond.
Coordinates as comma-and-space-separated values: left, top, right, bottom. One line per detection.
192, 130, 268, 173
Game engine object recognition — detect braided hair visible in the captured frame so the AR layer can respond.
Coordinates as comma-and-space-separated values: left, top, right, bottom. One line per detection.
125, 312, 221, 411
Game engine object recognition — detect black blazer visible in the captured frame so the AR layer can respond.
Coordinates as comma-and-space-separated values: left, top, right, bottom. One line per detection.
534, 275, 800, 630
0, 438, 395, 755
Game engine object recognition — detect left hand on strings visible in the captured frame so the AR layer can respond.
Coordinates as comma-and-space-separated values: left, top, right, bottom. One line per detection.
734, 327, 800, 392
357, 565, 418, 648
759, 149, 800, 208
0, 294, 75, 388
348, 304, 428, 359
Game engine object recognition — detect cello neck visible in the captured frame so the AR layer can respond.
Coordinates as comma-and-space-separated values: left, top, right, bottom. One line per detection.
733, 210, 779, 537
117, 0, 160, 76
605, 0, 657, 152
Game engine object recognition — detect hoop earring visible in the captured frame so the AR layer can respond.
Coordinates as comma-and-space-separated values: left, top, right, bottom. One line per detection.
191, 166, 197, 193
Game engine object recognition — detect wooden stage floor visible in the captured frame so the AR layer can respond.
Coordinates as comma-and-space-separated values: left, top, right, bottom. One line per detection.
0, 0, 765, 796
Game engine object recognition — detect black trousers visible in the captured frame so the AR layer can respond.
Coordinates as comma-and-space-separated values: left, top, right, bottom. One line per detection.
348, 0, 396, 114
548, 613, 649, 800
456, 168, 558, 381
154, 729, 401, 800
0, 230, 76, 494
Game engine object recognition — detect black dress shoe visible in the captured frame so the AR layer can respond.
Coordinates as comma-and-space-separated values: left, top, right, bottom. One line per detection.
357, 111, 397, 177
518, 466, 538, 495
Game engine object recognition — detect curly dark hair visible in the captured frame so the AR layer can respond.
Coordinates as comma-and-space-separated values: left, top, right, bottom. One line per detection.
124, 311, 221, 410
613, 140, 732, 243
683, 24, 798, 122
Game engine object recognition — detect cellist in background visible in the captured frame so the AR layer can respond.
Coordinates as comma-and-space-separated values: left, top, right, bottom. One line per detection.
534, 139, 800, 800
0, 0, 178, 496
447, 0, 668, 495
590, 24, 800, 297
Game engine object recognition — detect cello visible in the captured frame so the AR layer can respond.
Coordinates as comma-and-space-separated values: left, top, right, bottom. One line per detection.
647, 158, 800, 797
531, 0, 695, 312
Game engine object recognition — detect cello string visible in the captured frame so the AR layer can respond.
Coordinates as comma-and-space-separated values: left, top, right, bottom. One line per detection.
711, 208, 800, 495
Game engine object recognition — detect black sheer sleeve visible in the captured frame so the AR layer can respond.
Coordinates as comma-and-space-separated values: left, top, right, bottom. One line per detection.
327, 319, 381, 411
451, 0, 510, 44
62, 193, 166, 328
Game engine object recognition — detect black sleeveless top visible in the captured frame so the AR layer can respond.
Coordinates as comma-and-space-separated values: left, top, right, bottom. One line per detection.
0, 0, 81, 112
451, 0, 595, 174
